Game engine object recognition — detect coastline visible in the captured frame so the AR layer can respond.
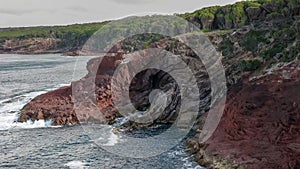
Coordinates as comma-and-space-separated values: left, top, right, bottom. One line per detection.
2, 0, 299, 167
0, 50, 78, 56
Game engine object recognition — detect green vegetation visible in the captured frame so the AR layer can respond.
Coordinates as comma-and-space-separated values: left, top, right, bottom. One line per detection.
201, 29, 212, 33
1, 0, 298, 40
288, 0, 300, 8
183, 6, 220, 19
0, 22, 108, 49
79, 15, 193, 51
182, 0, 266, 20
260, 23, 298, 62
0, 0, 298, 57
0, 22, 108, 39
219, 38, 234, 57
183, 0, 299, 30
121, 33, 164, 52
182, 0, 276, 30
262, 43, 284, 60
240, 30, 269, 54
241, 59, 263, 72
262, 0, 300, 18
281, 43, 300, 62
216, 2, 248, 28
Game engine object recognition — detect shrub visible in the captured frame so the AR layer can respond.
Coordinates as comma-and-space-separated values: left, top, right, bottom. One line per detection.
241, 59, 263, 71
219, 38, 234, 57
262, 43, 285, 60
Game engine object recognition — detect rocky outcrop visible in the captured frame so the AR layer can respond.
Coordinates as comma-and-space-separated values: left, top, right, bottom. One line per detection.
18, 86, 78, 125
18, 38, 211, 126
0, 38, 63, 54
188, 63, 300, 169
18, 53, 123, 125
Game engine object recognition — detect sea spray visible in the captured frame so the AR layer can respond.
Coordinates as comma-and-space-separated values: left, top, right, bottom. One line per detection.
0, 84, 68, 130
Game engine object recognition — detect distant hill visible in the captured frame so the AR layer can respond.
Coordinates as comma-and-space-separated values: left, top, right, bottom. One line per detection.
0, 22, 109, 54
0, 0, 299, 55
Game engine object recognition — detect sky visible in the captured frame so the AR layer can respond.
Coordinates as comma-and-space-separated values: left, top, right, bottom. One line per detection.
0, 0, 240, 28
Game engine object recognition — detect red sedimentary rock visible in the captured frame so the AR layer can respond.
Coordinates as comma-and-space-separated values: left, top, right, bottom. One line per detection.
189, 67, 300, 169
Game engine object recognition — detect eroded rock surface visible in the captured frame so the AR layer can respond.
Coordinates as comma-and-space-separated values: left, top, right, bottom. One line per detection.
188, 64, 300, 169
18, 86, 78, 125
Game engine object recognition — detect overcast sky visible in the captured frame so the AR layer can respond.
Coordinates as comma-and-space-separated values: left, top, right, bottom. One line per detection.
0, 0, 240, 28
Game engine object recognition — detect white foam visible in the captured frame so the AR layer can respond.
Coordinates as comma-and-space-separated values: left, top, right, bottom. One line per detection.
64, 161, 89, 169
102, 129, 120, 146
0, 84, 69, 130
168, 150, 205, 169
11, 119, 61, 130
92, 125, 121, 146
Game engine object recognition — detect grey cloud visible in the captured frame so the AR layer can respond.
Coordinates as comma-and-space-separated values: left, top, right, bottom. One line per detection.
0, 8, 40, 16
111, 0, 155, 4
66, 6, 88, 13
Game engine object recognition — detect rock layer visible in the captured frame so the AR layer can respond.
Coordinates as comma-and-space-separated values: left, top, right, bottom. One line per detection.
188, 64, 300, 169
0, 38, 63, 54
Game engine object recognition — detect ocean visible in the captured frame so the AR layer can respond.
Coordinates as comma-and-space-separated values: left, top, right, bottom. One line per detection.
0, 54, 203, 169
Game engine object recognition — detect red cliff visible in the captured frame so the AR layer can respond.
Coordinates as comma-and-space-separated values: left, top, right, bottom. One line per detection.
188, 64, 300, 169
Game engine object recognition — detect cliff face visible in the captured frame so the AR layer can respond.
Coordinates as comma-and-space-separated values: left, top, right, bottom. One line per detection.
18, 39, 211, 126
18, 54, 123, 125
188, 63, 300, 169
0, 38, 62, 54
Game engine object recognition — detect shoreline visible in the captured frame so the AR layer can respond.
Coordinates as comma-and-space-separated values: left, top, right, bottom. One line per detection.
0, 50, 78, 56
